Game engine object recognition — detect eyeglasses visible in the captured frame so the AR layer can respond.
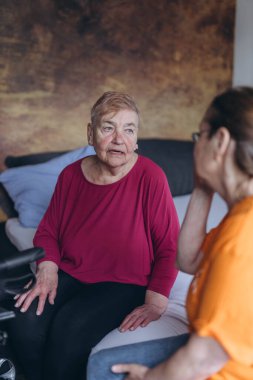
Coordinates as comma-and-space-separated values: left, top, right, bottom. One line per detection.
191, 130, 209, 143
192, 132, 200, 142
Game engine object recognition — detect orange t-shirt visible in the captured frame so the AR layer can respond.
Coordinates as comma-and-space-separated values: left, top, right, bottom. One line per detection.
186, 196, 253, 380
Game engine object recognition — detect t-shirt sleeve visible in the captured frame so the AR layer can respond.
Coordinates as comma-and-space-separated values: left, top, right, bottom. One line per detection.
147, 169, 179, 297
191, 238, 253, 365
34, 170, 66, 266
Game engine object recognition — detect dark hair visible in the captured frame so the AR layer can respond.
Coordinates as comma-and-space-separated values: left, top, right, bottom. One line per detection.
90, 91, 140, 127
204, 86, 253, 176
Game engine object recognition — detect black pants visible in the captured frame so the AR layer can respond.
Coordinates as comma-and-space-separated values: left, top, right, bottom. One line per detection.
7, 271, 146, 380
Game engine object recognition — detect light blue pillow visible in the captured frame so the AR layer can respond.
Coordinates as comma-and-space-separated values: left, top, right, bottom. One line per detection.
0, 146, 95, 228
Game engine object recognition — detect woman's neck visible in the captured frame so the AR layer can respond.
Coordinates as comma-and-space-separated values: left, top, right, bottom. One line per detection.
223, 173, 253, 208
81, 154, 138, 185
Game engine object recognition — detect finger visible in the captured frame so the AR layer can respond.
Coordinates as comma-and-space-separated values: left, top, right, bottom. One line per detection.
119, 314, 135, 331
111, 364, 134, 373
140, 316, 152, 327
120, 305, 144, 326
119, 307, 145, 329
24, 280, 33, 289
36, 294, 47, 316
122, 314, 145, 332
19, 289, 40, 313
128, 316, 146, 331
119, 314, 140, 332
14, 291, 31, 308
14, 278, 35, 303
120, 312, 136, 326
48, 288, 57, 305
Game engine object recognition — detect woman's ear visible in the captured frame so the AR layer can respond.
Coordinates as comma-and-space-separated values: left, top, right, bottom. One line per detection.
135, 143, 138, 151
214, 127, 231, 157
87, 123, 94, 146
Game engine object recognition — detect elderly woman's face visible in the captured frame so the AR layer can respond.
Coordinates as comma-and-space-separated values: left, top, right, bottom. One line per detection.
89, 109, 139, 168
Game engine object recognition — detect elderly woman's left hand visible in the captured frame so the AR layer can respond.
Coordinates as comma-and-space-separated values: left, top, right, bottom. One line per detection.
112, 363, 149, 379
119, 303, 162, 332
119, 290, 168, 332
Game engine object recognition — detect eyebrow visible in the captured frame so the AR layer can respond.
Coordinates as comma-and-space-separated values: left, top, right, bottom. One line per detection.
102, 120, 137, 128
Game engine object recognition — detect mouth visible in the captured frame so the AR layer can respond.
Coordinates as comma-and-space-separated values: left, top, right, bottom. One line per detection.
108, 149, 124, 155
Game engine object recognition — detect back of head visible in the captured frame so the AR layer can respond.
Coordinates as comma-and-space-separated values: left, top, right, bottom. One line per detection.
90, 91, 140, 127
205, 86, 253, 176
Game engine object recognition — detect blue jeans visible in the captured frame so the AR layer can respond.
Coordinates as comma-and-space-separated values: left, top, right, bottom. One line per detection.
87, 333, 190, 380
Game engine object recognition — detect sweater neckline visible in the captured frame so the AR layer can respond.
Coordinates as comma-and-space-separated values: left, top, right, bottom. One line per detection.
78, 155, 142, 187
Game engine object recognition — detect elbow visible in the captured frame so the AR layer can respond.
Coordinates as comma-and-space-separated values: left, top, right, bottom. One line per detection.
186, 334, 230, 378
176, 255, 195, 275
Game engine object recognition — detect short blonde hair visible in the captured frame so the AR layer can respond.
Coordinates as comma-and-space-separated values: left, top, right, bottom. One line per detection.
90, 91, 140, 127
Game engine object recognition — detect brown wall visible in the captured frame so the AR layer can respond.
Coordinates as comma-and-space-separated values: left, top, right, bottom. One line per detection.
0, 0, 235, 169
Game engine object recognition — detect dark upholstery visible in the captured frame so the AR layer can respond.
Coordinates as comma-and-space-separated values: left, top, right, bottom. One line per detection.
5, 151, 68, 168
138, 139, 194, 196
4, 139, 194, 197
0, 139, 194, 255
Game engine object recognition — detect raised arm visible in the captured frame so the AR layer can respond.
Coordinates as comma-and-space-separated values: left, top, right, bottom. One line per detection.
177, 186, 213, 274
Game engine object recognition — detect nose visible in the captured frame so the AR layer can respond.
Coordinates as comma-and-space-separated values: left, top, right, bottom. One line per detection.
112, 129, 123, 143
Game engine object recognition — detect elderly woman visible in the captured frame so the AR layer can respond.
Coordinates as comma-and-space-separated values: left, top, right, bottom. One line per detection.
87, 86, 253, 380
8, 92, 179, 380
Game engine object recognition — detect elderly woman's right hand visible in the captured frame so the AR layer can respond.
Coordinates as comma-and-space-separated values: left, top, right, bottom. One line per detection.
14, 261, 58, 316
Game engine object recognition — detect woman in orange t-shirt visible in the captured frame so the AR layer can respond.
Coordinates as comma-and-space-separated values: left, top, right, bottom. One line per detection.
87, 86, 253, 380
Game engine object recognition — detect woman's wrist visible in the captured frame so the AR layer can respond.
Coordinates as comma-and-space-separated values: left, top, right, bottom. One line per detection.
37, 260, 59, 273
192, 186, 214, 200
145, 290, 168, 313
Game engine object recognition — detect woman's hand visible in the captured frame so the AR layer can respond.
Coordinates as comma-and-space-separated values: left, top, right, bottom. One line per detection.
194, 172, 214, 197
112, 334, 229, 380
14, 261, 58, 316
119, 290, 167, 332
119, 304, 162, 332
112, 363, 149, 379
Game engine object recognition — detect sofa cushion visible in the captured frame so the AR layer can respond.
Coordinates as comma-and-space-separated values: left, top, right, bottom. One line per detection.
5, 218, 36, 251
0, 146, 95, 228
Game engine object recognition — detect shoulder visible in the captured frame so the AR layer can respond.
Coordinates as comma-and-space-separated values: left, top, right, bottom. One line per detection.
138, 155, 167, 182
223, 197, 253, 242
58, 158, 83, 182
206, 197, 253, 261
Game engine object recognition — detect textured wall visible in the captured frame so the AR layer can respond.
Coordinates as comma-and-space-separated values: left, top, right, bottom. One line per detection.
0, 0, 235, 168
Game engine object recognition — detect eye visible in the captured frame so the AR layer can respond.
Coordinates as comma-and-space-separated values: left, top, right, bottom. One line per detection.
102, 126, 113, 132
125, 128, 134, 135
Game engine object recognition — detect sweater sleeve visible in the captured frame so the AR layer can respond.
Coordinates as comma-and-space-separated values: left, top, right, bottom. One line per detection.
33, 170, 66, 267
147, 170, 179, 297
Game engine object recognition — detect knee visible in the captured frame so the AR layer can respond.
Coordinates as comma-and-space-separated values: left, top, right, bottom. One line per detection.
86, 352, 103, 380
87, 350, 124, 380
8, 305, 49, 353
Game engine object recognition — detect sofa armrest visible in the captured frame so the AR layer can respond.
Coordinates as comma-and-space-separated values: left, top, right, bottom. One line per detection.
0, 150, 68, 222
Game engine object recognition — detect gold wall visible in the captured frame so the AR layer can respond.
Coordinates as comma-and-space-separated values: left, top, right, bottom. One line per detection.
0, 0, 235, 168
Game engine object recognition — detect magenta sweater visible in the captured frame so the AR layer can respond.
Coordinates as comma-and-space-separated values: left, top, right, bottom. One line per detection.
34, 155, 179, 297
